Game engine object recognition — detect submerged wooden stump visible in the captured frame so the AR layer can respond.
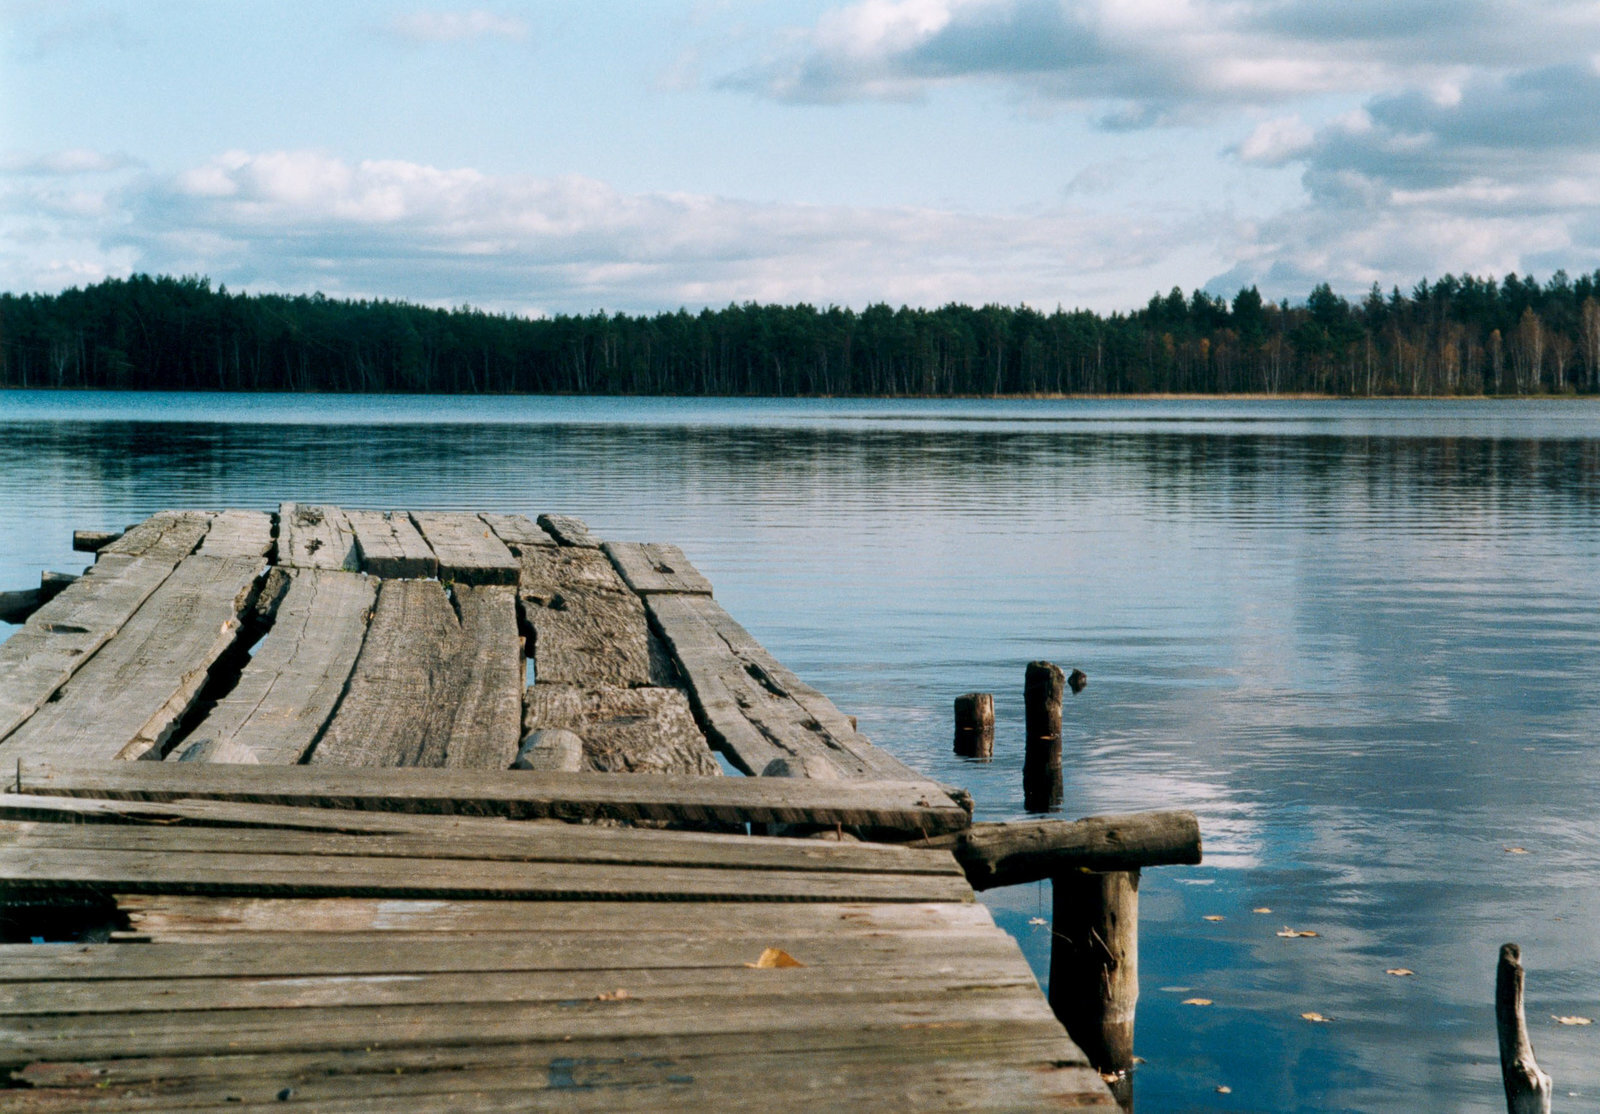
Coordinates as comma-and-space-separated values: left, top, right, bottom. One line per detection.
953, 692, 994, 758
1496, 943, 1552, 1114
1023, 661, 1064, 811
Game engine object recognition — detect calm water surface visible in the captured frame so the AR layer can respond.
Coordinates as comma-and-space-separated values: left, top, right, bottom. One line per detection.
3, 391, 1598, 1112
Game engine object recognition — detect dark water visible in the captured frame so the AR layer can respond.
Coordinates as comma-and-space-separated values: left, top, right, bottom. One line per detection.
3, 391, 1599, 1112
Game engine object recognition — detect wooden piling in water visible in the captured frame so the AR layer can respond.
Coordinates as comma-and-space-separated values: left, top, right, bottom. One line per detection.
1496, 943, 1552, 1114
953, 692, 994, 758
1023, 661, 1064, 811
1051, 868, 1139, 1087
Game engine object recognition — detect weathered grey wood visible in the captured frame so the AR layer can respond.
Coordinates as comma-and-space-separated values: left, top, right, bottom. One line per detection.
114, 896, 998, 937
36, 570, 77, 602
0, 589, 40, 625
536, 513, 600, 548
4, 1021, 1101, 1104
409, 512, 518, 586
0, 553, 208, 742
178, 568, 376, 764
72, 529, 122, 553
1, 1023, 1110, 1112
9, 963, 1039, 1025
523, 685, 717, 775
100, 511, 213, 559
953, 693, 994, 759
1051, 869, 1138, 1079
0, 555, 262, 763
1023, 661, 1064, 812
1497, 943, 1553, 1114
0, 981, 1050, 1063
1, 1056, 1109, 1114
512, 727, 584, 771
12, 761, 970, 834
0, 818, 961, 878
518, 546, 651, 686
310, 581, 522, 770
478, 512, 555, 551
910, 812, 1202, 889
647, 594, 922, 781
0, 844, 972, 904
0, 926, 1014, 983
277, 503, 359, 571
346, 510, 437, 578
196, 510, 274, 558
604, 542, 714, 596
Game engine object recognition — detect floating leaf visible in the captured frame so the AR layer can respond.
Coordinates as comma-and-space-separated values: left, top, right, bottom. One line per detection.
1203, 915, 1225, 922
1216, 1085, 1232, 1094
1252, 907, 1272, 914
1028, 917, 1047, 926
1505, 846, 1530, 854
1277, 927, 1319, 938
1182, 998, 1213, 1006
1301, 1012, 1331, 1023
596, 988, 629, 1001
1386, 968, 1414, 977
746, 948, 805, 969
1554, 1015, 1593, 1026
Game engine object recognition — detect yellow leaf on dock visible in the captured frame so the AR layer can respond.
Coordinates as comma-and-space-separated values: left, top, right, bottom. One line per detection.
746, 948, 805, 968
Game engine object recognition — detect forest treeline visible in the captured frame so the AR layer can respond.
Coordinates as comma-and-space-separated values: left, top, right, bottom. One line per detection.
5, 271, 1600, 396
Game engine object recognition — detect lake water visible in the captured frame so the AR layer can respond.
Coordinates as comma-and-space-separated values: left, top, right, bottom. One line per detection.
2, 390, 1598, 1112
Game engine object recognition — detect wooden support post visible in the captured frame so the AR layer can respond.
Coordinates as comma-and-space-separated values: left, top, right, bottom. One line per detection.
1051, 868, 1139, 1091
953, 692, 994, 758
1024, 661, 1063, 811
1496, 943, 1552, 1114
73, 529, 123, 553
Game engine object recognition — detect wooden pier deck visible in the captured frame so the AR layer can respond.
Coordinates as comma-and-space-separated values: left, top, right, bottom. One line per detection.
0, 508, 1120, 1110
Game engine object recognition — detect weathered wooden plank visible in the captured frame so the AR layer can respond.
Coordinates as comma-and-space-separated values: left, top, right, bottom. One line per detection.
309, 581, 522, 770
0, 589, 41, 625
523, 685, 717, 775
911, 811, 1203, 889
99, 511, 213, 560
5, 949, 1036, 1016
0, 556, 262, 763
604, 542, 714, 596
0, 556, 200, 741
0, 844, 973, 904
536, 513, 600, 548
647, 594, 923, 780
277, 504, 358, 571
2, 1020, 1100, 1104
345, 510, 436, 578
0, 818, 958, 878
0, 983, 1051, 1065
0, 1027, 1109, 1113
71, 529, 122, 553
0, 1025, 1109, 1113
0, 926, 1013, 982
13, 761, 969, 834
113, 896, 997, 938
478, 512, 555, 551
196, 510, 274, 558
518, 546, 651, 686
175, 568, 376, 765
410, 512, 518, 586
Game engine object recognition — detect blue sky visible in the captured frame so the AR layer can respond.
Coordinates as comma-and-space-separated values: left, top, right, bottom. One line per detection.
4, 0, 1599, 315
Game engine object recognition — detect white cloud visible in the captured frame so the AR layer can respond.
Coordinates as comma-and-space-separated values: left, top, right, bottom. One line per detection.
3, 148, 1227, 313
1235, 116, 1314, 167
724, 0, 1600, 123
0, 148, 136, 175
386, 10, 529, 44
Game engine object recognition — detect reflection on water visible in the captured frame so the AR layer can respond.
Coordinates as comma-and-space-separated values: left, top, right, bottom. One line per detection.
3, 392, 1599, 1112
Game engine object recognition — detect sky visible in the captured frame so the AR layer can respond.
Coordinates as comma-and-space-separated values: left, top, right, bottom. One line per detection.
4, 0, 1600, 317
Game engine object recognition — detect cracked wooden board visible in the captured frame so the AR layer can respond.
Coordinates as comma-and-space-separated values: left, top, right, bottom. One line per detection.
277, 504, 359, 571
175, 568, 376, 764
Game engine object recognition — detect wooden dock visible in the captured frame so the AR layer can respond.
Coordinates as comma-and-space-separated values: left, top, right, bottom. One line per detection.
0, 507, 1159, 1110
